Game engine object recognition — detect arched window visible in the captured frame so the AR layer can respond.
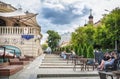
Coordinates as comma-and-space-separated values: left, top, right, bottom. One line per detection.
0, 19, 6, 26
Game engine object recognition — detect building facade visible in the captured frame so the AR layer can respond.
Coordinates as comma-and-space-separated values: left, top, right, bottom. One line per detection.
59, 32, 71, 47
0, 1, 43, 57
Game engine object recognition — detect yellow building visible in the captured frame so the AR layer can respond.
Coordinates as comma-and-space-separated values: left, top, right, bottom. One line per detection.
0, 1, 43, 57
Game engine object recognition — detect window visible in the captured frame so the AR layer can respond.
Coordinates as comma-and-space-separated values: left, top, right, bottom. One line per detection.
0, 19, 6, 26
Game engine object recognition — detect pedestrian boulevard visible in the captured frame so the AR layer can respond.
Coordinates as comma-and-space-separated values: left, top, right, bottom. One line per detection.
37, 54, 100, 79
10, 54, 116, 79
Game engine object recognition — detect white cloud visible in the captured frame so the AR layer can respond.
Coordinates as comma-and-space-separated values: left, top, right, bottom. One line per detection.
2, 0, 41, 13
43, 2, 65, 12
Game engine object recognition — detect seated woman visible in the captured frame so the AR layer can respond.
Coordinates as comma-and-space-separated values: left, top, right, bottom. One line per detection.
60, 51, 66, 59
104, 51, 117, 69
98, 51, 117, 70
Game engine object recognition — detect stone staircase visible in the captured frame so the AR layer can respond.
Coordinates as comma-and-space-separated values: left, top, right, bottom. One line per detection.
37, 54, 99, 79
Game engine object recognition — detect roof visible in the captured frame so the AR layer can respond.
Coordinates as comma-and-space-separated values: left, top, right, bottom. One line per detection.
89, 14, 93, 19
0, 9, 39, 27
0, 8, 26, 17
0, 1, 16, 12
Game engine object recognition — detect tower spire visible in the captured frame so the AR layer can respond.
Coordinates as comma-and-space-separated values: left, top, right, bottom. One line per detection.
89, 9, 93, 19
88, 9, 93, 24
90, 9, 92, 15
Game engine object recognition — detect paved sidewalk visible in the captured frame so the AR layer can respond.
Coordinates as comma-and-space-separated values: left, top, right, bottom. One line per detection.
7, 54, 117, 79
13, 54, 45, 79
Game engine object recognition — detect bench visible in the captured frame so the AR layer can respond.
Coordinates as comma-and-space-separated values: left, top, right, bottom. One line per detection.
0, 62, 23, 76
9, 58, 29, 65
24, 55, 35, 59
98, 58, 120, 79
24, 55, 35, 61
113, 71, 120, 79
98, 71, 114, 79
98, 71, 120, 79
19, 56, 34, 61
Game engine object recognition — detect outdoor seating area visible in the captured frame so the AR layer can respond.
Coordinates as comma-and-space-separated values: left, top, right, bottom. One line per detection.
0, 62, 23, 76
38, 54, 99, 79
0, 46, 36, 79
0, 55, 35, 79
72, 56, 97, 71
58, 51, 97, 71
57, 49, 120, 79
97, 52, 120, 79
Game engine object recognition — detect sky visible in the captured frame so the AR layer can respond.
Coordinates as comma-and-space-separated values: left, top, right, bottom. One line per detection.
2, 0, 120, 44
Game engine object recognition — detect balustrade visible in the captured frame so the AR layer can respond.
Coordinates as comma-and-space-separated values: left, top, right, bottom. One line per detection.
0, 26, 38, 35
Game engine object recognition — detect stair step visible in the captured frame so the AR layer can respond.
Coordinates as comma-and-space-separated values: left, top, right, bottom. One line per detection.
41, 63, 73, 66
38, 54, 98, 79
38, 77, 100, 79
43, 59, 65, 61
37, 73, 98, 78
42, 61, 69, 63
39, 66, 74, 68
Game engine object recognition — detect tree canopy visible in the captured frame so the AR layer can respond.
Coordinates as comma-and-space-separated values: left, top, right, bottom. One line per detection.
102, 7, 120, 50
47, 30, 61, 51
70, 7, 120, 57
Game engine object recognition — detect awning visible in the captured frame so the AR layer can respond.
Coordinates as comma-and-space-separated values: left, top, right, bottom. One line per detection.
0, 9, 26, 17
0, 9, 39, 27
0, 50, 14, 56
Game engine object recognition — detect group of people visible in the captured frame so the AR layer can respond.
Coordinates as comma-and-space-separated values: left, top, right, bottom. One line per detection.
60, 49, 118, 71
60, 50, 76, 60
97, 51, 117, 70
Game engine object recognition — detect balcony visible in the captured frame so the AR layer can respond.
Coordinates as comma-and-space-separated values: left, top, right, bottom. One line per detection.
0, 26, 39, 35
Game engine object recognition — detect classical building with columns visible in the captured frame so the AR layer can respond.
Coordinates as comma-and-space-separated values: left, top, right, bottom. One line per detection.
0, 1, 43, 57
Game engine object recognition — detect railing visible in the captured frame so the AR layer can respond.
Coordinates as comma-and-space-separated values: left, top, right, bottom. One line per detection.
0, 26, 39, 35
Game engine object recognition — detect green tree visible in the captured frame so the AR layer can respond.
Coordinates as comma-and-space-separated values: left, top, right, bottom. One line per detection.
47, 30, 61, 51
71, 25, 95, 58
94, 25, 112, 49
102, 7, 120, 50
83, 25, 95, 45
87, 45, 94, 58
41, 43, 48, 51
